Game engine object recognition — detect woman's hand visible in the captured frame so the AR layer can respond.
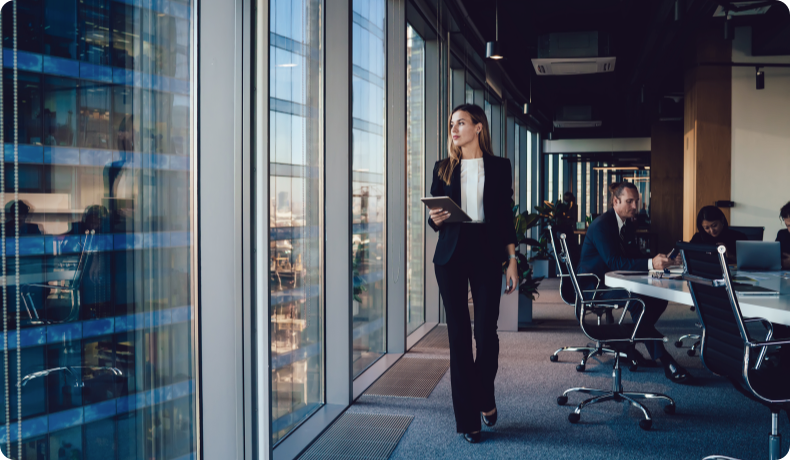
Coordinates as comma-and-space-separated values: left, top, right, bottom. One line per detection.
505, 258, 518, 295
429, 208, 451, 227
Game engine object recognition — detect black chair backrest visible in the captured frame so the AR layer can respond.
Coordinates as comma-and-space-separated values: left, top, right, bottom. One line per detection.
558, 233, 587, 321
547, 225, 576, 306
729, 226, 764, 241
679, 242, 748, 380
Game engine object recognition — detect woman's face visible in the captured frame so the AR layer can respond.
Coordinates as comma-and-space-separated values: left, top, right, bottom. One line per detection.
702, 219, 724, 238
450, 111, 482, 149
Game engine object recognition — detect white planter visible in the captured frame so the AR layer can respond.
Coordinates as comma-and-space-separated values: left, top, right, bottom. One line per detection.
532, 259, 549, 279
498, 275, 519, 332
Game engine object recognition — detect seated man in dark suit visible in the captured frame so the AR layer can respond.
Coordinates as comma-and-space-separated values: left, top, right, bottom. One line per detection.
578, 182, 692, 384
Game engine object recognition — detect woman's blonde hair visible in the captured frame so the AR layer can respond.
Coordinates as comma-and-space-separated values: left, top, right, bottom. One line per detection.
438, 104, 494, 185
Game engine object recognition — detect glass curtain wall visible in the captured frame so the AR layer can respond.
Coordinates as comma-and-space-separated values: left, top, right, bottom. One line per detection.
0, 0, 197, 459
269, 0, 324, 444
514, 123, 519, 209
406, 24, 424, 335
351, 0, 386, 377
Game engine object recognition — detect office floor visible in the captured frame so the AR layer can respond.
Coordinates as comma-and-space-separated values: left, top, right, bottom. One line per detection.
349, 278, 790, 460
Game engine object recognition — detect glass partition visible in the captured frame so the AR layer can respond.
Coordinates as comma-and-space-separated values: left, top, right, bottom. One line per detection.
351, 0, 386, 377
0, 0, 197, 458
269, 0, 324, 444
406, 24, 424, 335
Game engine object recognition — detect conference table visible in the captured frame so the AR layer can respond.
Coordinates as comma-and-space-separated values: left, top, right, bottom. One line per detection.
605, 270, 790, 326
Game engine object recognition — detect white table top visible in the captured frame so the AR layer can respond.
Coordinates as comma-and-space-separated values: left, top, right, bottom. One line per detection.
605, 270, 790, 326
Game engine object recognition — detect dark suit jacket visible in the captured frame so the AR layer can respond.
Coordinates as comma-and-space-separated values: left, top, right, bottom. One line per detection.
577, 208, 649, 284
428, 155, 517, 266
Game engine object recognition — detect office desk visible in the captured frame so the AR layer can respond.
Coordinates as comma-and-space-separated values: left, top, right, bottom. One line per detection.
605, 271, 790, 326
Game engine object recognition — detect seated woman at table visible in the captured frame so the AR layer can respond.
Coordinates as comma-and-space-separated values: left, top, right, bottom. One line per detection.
777, 201, 790, 269
690, 206, 747, 263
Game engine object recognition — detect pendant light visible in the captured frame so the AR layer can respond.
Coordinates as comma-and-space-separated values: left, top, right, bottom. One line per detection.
486, 0, 504, 60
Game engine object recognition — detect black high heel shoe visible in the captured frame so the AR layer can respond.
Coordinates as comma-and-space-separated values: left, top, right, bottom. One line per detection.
463, 431, 481, 443
481, 408, 497, 427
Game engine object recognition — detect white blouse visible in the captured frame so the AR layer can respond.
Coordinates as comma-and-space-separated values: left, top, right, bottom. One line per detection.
460, 158, 485, 222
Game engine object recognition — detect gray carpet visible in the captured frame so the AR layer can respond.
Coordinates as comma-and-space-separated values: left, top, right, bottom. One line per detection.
347, 278, 790, 460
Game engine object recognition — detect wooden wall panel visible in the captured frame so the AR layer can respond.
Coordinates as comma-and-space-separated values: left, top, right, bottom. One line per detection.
651, 121, 684, 253
683, 27, 732, 241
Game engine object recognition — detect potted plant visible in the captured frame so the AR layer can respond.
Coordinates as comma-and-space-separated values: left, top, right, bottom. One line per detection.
528, 199, 575, 278
497, 201, 543, 330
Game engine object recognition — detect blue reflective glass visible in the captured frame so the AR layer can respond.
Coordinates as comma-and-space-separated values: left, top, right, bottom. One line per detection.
269, 0, 324, 445
351, 0, 386, 377
406, 24, 424, 335
0, 0, 196, 459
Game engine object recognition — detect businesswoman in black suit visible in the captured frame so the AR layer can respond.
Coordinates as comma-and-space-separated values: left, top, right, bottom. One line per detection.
428, 104, 518, 444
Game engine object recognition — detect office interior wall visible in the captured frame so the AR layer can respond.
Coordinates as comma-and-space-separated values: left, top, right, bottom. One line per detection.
683, 26, 732, 241
651, 121, 684, 253
730, 26, 790, 240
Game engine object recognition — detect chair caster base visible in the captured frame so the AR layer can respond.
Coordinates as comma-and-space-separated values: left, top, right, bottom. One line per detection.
576, 364, 586, 372
549, 355, 559, 362
557, 396, 568, 405
568, 413, 580, 424
639, 419, 652, 431
674, 340, 683, 348
687, 349, 697, 357
664, 404, 676, 415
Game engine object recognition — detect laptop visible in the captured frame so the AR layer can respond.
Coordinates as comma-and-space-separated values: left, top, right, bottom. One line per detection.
736, 241, 781, 271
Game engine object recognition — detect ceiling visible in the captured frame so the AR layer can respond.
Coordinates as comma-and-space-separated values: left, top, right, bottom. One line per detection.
457, 0, 790, 140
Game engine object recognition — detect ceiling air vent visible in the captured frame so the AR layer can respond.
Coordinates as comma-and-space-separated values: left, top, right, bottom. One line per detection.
533, 31, 616, 76
713, 1, 774, 17
533, 57, 616, 76
553, 105, 602, 129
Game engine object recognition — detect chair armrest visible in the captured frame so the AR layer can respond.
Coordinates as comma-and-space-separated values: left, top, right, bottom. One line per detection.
743, 318, 773, 370
748, 338, 790, 348
582, 287, 630, 295
22, 283, 74, 290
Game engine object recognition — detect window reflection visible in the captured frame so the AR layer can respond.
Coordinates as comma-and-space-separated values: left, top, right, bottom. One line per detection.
0, 1, 196, 459
352, 0, 387, 377
269, 0, 324, 445
406, 25, 424, 335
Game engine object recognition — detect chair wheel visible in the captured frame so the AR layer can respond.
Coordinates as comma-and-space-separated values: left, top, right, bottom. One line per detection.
664, 404, 676, 415
639, 419, 652, 431
576, 364, 586, 372
687, 349, 696, 357
568, 413, 580, 424
550, 355, 559, 362
674, 340, 683, 348
557, 396, 568, 406
628, 362, 638, 372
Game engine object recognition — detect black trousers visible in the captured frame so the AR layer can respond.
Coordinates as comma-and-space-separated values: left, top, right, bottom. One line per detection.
597, 289, 669, 360
434, 224, 502, 433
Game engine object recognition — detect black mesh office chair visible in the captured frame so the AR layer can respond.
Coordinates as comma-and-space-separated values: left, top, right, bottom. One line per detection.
729, 226, 765, 241
679, 242, 789, 460
676, 225, 765, 354
546, 225, 624, 372
555, 234, 675, 430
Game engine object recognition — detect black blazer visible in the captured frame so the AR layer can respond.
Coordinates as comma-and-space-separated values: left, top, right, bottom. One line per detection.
428, 155, 517, 266
577, 209, 649, 284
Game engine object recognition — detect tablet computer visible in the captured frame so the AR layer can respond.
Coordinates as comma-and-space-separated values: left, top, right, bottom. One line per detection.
421, 196, 472, 224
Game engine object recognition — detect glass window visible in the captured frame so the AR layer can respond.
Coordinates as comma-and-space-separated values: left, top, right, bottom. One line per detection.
558, 158, 564, 202
1, 1, 196, 460
548, 155, 553, 204
526, 130, 532, 214
465, 83, 473, 105
352, 0, 386, 377
269, 0, 324, 444
514, 123, 519, 209
585, 162, 591, 217
406, 24, 424, 335
576, 161, 582, 221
